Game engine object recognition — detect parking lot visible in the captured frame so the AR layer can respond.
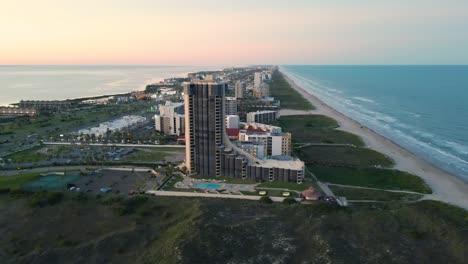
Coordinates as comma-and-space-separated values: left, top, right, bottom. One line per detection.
72, 168, 164, 194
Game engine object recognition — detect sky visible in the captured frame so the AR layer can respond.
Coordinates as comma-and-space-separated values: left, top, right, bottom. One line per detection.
1, 0, 468, 65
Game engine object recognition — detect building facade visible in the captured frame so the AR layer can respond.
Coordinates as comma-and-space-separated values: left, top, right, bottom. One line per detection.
225, 115, 240, 129
246, 110, 278, 124
184, 80, 303, 183
239, 130, 291, 157
225, 96, 238, 115
154, 101, 185, 136
235, 80, 245, 99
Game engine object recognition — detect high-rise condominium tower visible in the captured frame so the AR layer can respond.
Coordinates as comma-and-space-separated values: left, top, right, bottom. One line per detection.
184, 80, 304, 182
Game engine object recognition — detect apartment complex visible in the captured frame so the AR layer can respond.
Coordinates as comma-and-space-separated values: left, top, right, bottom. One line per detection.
225, 96, 238, 115
225, 115, 240, 129
235, 80, 245, 98
154, 101, 185, 135
184, 80, 303, 183
239, 130, 292, 157
246, 110, 278, 124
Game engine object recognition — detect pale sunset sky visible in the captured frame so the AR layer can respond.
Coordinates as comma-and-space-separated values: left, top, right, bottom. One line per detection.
1, 0, 467, 65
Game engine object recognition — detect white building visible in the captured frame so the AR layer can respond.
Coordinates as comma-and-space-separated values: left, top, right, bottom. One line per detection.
155, 101, 185, 135
246, 110, 278, 124
239, 130, 291, 157
155, 114, 185, 135
78, 115, 146, 136
236, 141, 265, 159
225, 97, 238, 115
159, 101, 184, 116
225, 115, 240, 129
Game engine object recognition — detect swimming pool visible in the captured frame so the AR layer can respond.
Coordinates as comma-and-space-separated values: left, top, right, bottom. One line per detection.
194, 183, 222, 189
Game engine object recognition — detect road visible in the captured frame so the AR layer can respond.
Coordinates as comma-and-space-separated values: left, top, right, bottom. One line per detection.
43, 142, 185, 148
325, 183, 427, 195
0, 165, 155, 176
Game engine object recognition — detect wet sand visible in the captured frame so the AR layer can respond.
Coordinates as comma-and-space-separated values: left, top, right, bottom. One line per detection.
280, 71, 468, 210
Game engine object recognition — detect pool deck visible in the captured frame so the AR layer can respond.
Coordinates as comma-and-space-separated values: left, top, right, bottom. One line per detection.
174, 176, 256, 194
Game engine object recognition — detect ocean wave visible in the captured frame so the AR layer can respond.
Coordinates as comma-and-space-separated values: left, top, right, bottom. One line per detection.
353, 96, 376, 103
282, 67, 468, 180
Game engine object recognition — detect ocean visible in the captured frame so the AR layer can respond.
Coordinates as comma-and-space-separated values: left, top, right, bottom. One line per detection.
281, 65, 468, 182
0, 65, 220, 106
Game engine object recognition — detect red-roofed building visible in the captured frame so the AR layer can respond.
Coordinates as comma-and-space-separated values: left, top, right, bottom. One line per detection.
226, 128, 240, 140
300, 187, 321, 201
177, 135, 185, 144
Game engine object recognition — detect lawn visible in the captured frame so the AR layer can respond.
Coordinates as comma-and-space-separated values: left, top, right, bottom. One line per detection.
296, 145, 394, 168
269, 71, 314, 110
5, 146, 50, 163
329, 185, 424, 201
309, 165, 432, 193
0, 172, 42, 190
272, 115, 365, 146
125, 148, 184, 162
256, 181, 314, 191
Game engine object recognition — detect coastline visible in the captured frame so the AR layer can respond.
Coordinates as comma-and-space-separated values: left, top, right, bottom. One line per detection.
280, 70, 468, 210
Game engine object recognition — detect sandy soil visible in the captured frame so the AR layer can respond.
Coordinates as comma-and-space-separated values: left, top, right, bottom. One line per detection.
280, 72, 468, 210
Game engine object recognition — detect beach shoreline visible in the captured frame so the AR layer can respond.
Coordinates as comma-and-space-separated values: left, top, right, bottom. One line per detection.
279, 70, 468, 210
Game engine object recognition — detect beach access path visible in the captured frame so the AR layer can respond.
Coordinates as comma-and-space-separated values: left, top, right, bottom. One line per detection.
280, 71, 468, 210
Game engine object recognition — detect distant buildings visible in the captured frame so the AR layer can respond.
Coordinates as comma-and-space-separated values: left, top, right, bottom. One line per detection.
18, 100, 72, 112
253, 71, 272, 98
235, 81, 245, 99
154, 101, 185, 135
184, 80, 303, 183
78, 115, 146, 136
0, 107, 37, 116
225, 97, 238, 115
225, 115, 240, 129
246, 110, 278, 124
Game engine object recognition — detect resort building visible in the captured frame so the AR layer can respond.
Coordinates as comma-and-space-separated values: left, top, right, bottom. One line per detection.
246, 110, 279, 124
154, 101, 185, 135
184, 80, 303, 183
236, 141, 265, 159
239, 129, 292, 157
225, 115, 240, 129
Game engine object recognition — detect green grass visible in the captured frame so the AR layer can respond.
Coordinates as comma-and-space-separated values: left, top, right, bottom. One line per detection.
0, 172, 42, 190
296, 145, 394, 168
162, 175, 184, 190
0, 192, 467, 263
270, 71, 314, 110
125, 148, 184, 162
5, 145, 50, 163
256, 181, 313, 191
309, 165, 432, 193
272, 115, 364, 146
329, 185, 424, 201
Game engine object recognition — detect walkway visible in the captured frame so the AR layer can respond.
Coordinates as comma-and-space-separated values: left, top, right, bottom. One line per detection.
146, 190, 289, 202
43, 142, 185, 148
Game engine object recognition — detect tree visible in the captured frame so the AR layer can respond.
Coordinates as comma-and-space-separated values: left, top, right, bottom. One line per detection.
259, 196, 273, 204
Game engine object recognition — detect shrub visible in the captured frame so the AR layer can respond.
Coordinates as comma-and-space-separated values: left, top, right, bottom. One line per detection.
259, 196, 273, 204
283, 197, 297, 205
29, 191, 64, 207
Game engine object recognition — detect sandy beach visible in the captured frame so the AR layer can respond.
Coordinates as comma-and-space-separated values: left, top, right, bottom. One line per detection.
280, 71, 468, 210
